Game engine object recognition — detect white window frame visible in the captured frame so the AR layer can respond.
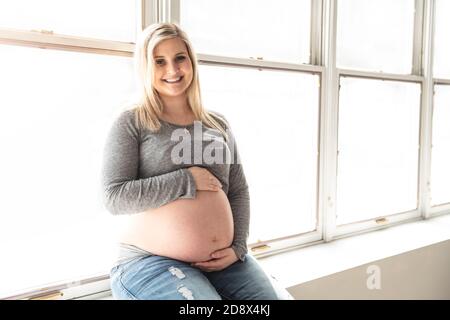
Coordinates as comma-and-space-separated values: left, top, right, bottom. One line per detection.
193, 55, 325, 257
175, 0, 431, 251
170, 0, 445, 248
0, 0, 153, 57
1, 0, 449, 299
0, 0, 156, 300
429, 80, 450, 216
171, 0, 326, 257
428, 0, 450, 216
418, 0, 435, 219
328, 0, 436, 239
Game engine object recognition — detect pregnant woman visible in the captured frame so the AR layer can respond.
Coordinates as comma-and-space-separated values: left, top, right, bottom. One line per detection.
102, 22, 289, 300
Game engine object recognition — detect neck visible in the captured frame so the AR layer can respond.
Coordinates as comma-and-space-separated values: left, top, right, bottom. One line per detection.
160, 95, 191, 116
159, 95, 196, 124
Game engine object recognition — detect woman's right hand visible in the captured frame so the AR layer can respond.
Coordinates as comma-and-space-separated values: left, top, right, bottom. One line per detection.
187, 167, 222, 191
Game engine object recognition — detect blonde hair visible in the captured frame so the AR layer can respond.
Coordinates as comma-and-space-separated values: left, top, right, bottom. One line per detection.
131, 22, 227, 139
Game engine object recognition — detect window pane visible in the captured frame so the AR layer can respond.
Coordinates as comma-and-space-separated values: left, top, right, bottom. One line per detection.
434, 0, 450, 79
337, 77, 420, 225
431, 85, 450, 206
336, 0, 415, 74
0, 44, 136, 297
199, 65, 320, 242
0, 0, 138, 42
180, 0, 311, 64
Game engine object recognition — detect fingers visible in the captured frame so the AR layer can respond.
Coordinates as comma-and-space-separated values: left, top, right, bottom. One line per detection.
191, 250, 233, 272
188, 166, 222, 191
206, 172, 222, 191
209, 183, 221, 191
192, 260, 221, 272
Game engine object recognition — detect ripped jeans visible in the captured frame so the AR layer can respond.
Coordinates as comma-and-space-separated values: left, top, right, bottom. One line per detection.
109, 254, 293, 300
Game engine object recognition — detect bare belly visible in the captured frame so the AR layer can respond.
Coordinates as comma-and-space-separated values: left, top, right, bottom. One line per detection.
118, 189, 234, 262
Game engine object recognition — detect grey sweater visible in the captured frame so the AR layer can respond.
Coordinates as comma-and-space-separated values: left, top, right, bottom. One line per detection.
101, 109, 250, 261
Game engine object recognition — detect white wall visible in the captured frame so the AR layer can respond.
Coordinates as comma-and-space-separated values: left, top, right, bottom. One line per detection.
287, 239, 450, 299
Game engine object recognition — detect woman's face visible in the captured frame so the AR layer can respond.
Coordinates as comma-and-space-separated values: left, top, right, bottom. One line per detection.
151, 37, 193, 100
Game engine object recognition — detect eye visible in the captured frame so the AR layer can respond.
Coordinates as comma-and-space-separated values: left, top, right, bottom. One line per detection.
155, 59, 165, 66
176, 56, 186, 62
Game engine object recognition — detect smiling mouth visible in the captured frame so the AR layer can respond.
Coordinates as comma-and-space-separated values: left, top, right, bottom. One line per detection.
163, 76, 184, 84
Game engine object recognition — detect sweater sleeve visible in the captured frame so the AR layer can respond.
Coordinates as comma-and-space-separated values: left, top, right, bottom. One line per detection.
211, 112, 250, 262
228, 137, 250, 262
101, 110, 197, 215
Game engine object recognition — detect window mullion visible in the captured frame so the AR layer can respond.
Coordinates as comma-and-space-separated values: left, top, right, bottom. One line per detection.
141, 0, 159, 29
418, 0, 436, 219
160, 0, 179, 24
337, 68, 423, 83
434, 78, 450, 85
197, 53, 323, 73
412, 0, 425, 75
320, 0, 338, 242
310, 0, 323, 65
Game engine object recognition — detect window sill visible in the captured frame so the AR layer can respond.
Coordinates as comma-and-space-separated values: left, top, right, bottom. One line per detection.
94, 214, 450, 300
257, 214, 450, 290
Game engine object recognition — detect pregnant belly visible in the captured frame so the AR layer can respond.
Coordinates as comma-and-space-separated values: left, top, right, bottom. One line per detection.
118, 189, 234, 262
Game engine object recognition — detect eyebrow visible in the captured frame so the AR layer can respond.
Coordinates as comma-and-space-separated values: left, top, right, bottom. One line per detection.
154, 52, 187, 58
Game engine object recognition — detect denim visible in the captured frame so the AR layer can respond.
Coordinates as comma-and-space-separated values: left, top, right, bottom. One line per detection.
110, 254, 293, 300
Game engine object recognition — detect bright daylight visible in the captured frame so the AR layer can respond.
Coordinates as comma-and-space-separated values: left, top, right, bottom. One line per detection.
0, 0, 449, 305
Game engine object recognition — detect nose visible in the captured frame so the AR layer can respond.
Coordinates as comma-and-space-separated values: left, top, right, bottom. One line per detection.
166, 61, 180, 75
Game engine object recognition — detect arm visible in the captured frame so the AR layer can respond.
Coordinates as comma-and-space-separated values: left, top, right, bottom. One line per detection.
212, 112, 250, 262
101, 110, 197, 215
228, 146, 250, 262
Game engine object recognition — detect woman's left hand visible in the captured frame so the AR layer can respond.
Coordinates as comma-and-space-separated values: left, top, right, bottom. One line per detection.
191, 247, 238, 272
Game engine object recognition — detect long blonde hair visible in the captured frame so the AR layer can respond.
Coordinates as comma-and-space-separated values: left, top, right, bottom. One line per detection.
131, 22, 227, 139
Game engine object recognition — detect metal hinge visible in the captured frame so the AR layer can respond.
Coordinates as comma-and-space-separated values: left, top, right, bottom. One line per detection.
251, 244, 271, 252
375, 217, 388, 224
28, 291, 63, 300
31, 29, 54, 35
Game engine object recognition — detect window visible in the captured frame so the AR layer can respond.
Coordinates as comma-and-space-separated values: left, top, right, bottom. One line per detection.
434, 0, 450, 79
180, 0, 311, 64
199, 64, 320, 242
336, 0, 415, 74
336, 77, 421, 225
0, 44, 136, 297
2, 0, 450, 299
0, 0, 138, 42
430, 84, 450, 206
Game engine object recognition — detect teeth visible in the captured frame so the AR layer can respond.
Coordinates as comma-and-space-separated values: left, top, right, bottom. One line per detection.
165, 77, 182, 83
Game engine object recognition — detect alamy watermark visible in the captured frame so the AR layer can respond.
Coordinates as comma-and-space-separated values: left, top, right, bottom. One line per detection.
170, 121, 240, 165
366, 264, 381, 290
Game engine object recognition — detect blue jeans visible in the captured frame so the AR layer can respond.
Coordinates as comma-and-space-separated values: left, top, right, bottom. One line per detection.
110, 254, 293, 300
